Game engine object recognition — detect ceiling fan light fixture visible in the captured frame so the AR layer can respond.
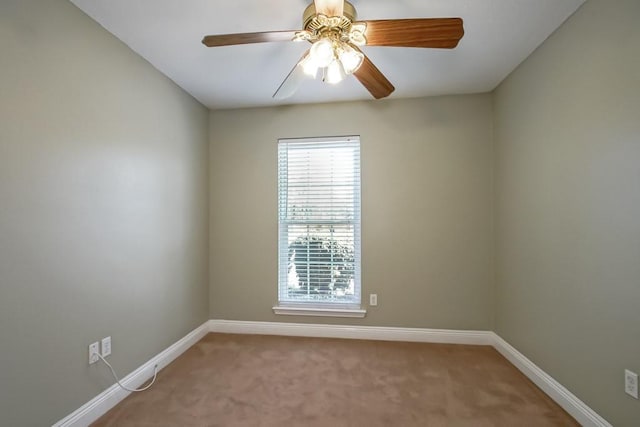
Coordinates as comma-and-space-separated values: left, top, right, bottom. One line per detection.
338, 43, 364, 74
202, 0, 463, 100
324, 59, 346, 84
309, 38, 335, 68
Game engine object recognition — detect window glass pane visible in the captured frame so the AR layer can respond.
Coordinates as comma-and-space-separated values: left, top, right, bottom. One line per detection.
278, 137, 361, 306
287, 224, 356, 302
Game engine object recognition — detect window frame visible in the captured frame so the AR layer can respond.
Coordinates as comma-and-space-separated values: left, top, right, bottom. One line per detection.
273, 136, 365, 318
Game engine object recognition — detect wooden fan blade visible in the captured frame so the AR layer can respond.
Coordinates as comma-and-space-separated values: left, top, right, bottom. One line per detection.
313, 0, 343, 17
353, 51, 395, 99
364, 18, 464, 49
202, 31, 298, 47
273, 51, 311, 100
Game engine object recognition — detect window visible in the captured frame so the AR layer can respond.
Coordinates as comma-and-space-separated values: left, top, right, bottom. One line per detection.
275, 136, 364, 317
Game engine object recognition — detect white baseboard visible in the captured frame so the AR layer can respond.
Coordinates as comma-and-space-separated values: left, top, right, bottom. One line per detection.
52, 321, 210, 427
208, 320, 609, 426
54, 320, 610, 427
491, 333, 611, 427
207, 319, 493, 345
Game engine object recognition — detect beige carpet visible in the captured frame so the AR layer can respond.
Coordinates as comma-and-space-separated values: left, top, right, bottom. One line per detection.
93, 333, 578, 426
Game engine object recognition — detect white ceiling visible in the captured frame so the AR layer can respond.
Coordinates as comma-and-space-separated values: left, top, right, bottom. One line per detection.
70, 0, 585, 110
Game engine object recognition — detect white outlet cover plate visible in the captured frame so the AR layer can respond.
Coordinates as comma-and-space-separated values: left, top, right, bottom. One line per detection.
369, 294, 378, 306
625, 369, 638, 399
101, 336, 112, 357
89, 342, 99, 364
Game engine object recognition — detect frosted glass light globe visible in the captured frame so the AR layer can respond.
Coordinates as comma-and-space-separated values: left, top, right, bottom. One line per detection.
339, 44, 364, 74
310, 38, 335, 68
325, 59, 345, 84
300, 54, 319, 78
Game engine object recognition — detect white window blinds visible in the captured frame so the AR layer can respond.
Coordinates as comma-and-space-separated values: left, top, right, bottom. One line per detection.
278, 136, 361, 307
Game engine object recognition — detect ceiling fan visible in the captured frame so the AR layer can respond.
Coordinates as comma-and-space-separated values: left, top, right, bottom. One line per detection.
202, 0, 464, 100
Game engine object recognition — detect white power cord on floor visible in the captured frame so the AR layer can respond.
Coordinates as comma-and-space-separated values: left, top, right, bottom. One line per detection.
96, 352, 159, 392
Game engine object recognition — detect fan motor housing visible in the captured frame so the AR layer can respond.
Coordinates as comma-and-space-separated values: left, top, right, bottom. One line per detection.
303, 1, 357, 30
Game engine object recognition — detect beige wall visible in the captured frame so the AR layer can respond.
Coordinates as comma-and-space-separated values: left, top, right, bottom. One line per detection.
4, 0, 636, 424
209, 95, 494, 329
494, 0, 640, 425
0, 1, 209, 426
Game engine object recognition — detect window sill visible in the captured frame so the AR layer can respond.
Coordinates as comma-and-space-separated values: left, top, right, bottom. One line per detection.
272, 305, 367, 318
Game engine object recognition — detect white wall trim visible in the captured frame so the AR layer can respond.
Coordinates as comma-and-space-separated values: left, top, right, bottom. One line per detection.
54, 320, 610, 427
491, 333, 612, 427
272, 306, 367, 318
208, 320, 609, 426
208, 319, 493, 345
52, 321, 210, 427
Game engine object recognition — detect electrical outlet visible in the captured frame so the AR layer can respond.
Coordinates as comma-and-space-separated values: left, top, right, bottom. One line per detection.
625, 369, 638, 399
101, 336, 112, 357
369, 293, 378, 306
89, 342, 99, 364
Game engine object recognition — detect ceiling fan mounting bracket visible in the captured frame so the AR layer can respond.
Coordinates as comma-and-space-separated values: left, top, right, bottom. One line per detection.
302, 1, 357, 30
295, 2, 366, 46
